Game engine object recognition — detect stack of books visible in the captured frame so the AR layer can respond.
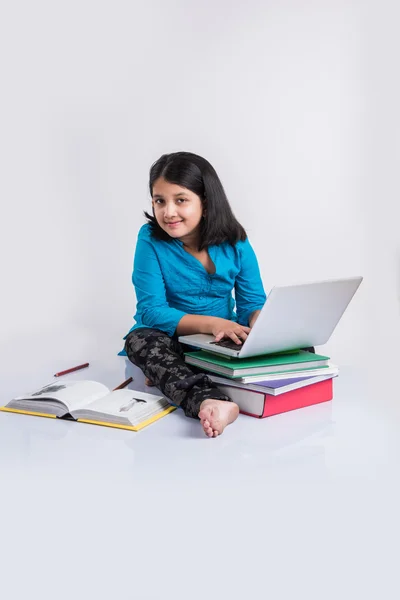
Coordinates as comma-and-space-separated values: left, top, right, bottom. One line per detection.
184, 349, 338, 418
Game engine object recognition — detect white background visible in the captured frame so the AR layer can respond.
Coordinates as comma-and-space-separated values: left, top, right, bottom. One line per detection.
1, 0, 399, 370
1, 6, 400, 598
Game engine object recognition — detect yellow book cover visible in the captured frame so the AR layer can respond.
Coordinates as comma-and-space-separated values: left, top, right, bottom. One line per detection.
77, 405, 176, 431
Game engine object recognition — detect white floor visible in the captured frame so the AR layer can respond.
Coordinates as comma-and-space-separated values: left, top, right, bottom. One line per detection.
1, 356, 399, 600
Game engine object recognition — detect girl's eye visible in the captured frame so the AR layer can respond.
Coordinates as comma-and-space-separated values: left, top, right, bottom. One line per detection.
153, 198, 187, 204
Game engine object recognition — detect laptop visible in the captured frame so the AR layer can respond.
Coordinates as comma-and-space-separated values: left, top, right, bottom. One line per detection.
178, 276, 363, 359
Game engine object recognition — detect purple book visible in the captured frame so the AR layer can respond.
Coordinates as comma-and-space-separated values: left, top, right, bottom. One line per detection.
254, 376, 315, 390
209, 373, 337, 396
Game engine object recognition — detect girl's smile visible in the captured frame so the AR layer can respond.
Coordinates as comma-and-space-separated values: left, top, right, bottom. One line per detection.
165, 220, 183, 228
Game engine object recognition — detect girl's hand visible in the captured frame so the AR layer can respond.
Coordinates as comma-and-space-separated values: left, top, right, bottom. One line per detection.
210, 318, 251, 345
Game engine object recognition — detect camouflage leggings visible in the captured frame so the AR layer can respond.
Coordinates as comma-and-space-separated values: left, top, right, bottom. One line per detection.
124, 328, 231, 419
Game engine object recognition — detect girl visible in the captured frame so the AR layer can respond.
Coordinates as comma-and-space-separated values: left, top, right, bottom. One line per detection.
123, 152, 266, 438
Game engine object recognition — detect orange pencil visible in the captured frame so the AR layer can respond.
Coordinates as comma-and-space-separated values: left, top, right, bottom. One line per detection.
54, 362, 90, 377
113, 377, 133, 391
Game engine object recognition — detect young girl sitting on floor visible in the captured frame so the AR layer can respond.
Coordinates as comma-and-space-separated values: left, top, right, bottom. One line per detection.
123, 152, 266, 437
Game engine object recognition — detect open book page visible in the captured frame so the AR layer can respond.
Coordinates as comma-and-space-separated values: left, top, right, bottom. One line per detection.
70, 389, 171, 426
10, 380, 111, 414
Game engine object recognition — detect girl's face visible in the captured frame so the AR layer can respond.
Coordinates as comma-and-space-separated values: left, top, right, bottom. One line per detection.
152, 177, 204, 245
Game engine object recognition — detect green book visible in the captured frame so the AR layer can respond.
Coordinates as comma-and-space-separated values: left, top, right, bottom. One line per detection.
184, 350, 330, 378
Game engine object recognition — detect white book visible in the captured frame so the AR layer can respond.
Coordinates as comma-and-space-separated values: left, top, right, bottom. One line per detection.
2, 380, 175, 431
237, 365, 339, 384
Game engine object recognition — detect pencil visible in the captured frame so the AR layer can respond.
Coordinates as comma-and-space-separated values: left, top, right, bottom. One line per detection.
54, 362, 90, 377
113, 377, 133, 391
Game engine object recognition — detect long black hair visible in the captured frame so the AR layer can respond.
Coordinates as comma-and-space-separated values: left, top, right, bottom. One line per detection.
144, 151, 247, 251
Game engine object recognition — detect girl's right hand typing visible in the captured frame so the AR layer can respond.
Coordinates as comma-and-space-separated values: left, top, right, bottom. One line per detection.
210, 318, 251, 345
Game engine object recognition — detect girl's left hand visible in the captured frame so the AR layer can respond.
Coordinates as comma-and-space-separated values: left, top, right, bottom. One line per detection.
211, 317, 251, 345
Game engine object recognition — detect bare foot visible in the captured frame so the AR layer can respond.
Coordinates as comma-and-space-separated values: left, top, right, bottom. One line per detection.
198, 399, 239, 438
145, 377, 154, 386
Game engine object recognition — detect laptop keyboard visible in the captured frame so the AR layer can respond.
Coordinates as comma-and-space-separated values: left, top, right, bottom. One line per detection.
209, 339, 243, 351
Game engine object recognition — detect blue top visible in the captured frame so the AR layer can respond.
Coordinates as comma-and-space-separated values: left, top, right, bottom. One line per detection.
120, 223, 266, 353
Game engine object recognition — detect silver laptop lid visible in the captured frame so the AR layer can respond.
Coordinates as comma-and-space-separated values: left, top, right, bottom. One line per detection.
237, 276, 363, 358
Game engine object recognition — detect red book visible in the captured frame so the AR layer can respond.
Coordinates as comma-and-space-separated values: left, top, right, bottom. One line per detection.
215, 378, 333, 418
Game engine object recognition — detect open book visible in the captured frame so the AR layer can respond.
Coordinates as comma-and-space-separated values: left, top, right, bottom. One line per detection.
0, 380, 175, 431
